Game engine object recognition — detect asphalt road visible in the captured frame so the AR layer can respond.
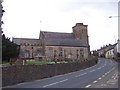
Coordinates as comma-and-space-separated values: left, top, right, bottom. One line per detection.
3, 58, 118, 88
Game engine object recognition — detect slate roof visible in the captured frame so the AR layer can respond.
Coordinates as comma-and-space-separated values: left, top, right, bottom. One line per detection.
13, 38, 40, 45
42, 31, 74, 39
105, 43, 117, 51
46, 39, 88, 47
97, 43, 117, 52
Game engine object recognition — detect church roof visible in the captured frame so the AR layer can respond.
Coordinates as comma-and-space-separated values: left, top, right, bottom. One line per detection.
42, 31, 74, 39
46, 39, 88, 47
41, 31, 88, 47
12, 38, 40, 46
13, 28, 89, 47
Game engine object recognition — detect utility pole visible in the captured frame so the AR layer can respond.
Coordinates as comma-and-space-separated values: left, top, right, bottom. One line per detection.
109, 15, 120, 53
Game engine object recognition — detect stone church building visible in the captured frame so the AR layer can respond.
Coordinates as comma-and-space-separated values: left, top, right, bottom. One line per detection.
13, 23, 90, 61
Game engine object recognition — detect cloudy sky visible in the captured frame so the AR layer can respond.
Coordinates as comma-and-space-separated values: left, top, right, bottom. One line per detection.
2, 0, 119, 51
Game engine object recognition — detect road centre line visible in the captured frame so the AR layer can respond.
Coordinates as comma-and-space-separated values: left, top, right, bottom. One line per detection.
110, 60, 113, 64
98, 77, 102, 80
85, 84, 91, 88
93, 81, 97, 83
84, 59, 101, 70
90, 69, 96, 72
97, 61, 107, 70
75, 73, 87, 77
85, 66, 115, 88
102, 75, 105, 77
97, 67, 102, 70
97, 59, 101, 64
97, 67, 115, 81
43, 79, 68, 87
85, 62, 115, 88
107, 67, 115, 74
47, 60, 104, 80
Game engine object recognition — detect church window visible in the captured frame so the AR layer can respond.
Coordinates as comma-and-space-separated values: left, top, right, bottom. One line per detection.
76, 49, 79, 59
59, 48, 62, 57
64, 50, 66, 58
80, 49, 84, 57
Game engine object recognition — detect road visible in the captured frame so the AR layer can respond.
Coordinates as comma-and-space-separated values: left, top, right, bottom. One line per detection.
3, 58, 118, 88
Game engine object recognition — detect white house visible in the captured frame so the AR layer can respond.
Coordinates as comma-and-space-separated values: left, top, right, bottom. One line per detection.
117, 39, 120, 53
105, 49, 115, 59
105, 43, 117, 59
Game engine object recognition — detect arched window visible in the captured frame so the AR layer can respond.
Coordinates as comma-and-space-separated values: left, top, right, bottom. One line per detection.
24, 50, 30, 58
76, 49, 79, 59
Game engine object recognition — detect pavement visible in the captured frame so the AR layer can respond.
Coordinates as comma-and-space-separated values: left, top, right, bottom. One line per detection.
2, 58, 119, 88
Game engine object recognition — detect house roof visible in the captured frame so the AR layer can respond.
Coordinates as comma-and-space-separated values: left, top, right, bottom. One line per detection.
97, 43, 117, 52
12, 38, 40, 45
105, 43, 117, 51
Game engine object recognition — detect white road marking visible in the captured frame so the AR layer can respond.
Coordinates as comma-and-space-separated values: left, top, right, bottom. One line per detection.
80, 60, 99, 72
105, 72, 108, 75
85, 84, 91, 88
112, 76, 115, 78
93, 80, 97, 83
97, 67, 102, 70
98, 77, 102, 80
43, 79, 68, 87
90, 69, 96, 72
110, 60, 113, 64
97, 60, 101, 64
102, 75, 105, 77
75, 73, 87, 77
106, 67, 115, 74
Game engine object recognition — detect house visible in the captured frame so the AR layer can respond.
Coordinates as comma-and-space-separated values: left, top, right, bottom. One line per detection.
13, 23, 90, 61
105, 43, 117, 59
96, 43, 117, 59
97, 45, 109, 57
116, 39, 120, 53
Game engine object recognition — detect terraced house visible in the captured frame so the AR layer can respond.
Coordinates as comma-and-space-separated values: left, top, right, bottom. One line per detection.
13, 23, 90, 61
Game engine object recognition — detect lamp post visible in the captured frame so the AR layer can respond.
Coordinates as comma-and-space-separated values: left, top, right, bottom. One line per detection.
109, 16, 120, 18
109, 15, 120, 53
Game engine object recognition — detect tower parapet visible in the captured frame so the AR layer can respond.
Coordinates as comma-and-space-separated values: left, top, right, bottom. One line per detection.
72, 23, 89, 45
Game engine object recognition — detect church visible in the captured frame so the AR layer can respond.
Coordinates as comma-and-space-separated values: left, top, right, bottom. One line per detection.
13, 23, 90, 61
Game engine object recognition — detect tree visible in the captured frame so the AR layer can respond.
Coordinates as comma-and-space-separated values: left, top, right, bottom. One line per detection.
2, 34, 20, 62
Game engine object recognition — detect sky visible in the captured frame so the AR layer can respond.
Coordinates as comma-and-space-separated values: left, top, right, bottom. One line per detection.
2, 0, 119, 51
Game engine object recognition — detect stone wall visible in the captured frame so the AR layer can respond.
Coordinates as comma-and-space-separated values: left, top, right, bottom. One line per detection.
2, 58, 98, 87
45, 46, 89, 61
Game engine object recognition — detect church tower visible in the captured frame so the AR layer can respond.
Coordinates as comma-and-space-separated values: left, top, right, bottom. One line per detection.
72, 23, 89, 45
